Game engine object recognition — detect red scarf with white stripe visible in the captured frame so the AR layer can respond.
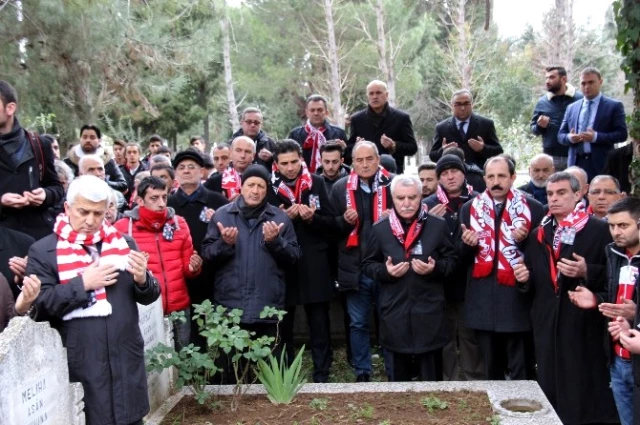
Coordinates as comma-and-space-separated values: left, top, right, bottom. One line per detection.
536, 201, 590, 293
54, 214, 130, 320
345, 166, 391, 248
436, 183, 474, 205
389, 205, 429, 258
271, 160, 313, 205
614, 260, 637, 359
470, 188, 532, 286
221, 164, 242, 199
303, 120, 327, 173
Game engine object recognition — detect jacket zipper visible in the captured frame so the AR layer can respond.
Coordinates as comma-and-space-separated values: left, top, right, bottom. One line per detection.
155, 234, 170, 312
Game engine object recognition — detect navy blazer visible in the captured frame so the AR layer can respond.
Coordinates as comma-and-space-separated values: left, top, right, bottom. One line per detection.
558, 95, 627, 172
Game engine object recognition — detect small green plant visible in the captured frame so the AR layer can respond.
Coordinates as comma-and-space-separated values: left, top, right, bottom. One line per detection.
486, 415, 501, 425
421, 396, 448, 412
257, 344, 307, 404
457, 398, 469, 410
309, 397, 329, 411
379, 420, 392, 425
348, 402, 374, 420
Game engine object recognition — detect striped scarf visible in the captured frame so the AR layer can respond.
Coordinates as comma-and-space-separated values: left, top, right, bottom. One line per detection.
221, 164, 242, 199
345, 166, 391, 248
271, 160, 313, 205
54, 214, 130, 320
303, 120, 327, 173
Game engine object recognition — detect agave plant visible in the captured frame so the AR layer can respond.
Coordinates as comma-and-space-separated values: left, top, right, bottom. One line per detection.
257, 345, 307, 405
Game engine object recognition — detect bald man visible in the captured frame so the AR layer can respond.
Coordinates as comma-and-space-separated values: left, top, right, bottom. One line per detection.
518, 153, 555, 205
203, 136, 256, 200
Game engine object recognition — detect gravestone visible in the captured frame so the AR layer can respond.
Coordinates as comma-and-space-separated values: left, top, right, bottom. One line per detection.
138, 299, 174, 415
0, 317, 85, 425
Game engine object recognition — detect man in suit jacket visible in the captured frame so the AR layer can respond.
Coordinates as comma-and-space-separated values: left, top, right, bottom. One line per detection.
429, 89, 503, 169
558, 66, 628, 182
346, 80, 417, 174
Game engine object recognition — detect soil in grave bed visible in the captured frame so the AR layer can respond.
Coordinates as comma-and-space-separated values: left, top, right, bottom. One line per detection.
160, 390, 496, 425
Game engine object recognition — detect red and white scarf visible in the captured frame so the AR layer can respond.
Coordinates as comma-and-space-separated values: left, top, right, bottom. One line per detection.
436, 183, 474, 206
271, 160, 313, 205
389, 205, 429, 258
470, 188, 532, 286
221, 164, 242, 199
54, 214, 130, 320
303, 120, 327, 173
345, 166, 391, 248
536, 201, 589, 293
614, 261, 637, 359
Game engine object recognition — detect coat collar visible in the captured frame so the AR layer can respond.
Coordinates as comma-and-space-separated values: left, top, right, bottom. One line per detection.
546, 83, 578, 100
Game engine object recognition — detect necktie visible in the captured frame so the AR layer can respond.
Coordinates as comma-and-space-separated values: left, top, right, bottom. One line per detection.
579, 101, 592, 154
458, 121, 466, 141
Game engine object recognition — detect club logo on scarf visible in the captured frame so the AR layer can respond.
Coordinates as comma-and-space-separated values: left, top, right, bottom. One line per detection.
199, 206, 211, 223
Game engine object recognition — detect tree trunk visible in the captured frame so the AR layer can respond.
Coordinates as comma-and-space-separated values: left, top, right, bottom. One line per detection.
456, 0, 471, 90
203, 113, 210, 144
220, 8, 239, 131
323, 0, 345, 127
375, 0, 396, 105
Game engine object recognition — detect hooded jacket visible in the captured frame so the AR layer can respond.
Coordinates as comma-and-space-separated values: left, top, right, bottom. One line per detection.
64, 144, 128, 193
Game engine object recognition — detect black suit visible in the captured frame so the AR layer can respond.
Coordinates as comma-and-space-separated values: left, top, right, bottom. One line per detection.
430, 114, 502, 169
602, 142, 633, 194
347, 104, 417, 173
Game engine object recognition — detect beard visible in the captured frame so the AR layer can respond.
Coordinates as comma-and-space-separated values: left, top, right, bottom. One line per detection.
531, 178, 547, 188
547, 81, 562, 94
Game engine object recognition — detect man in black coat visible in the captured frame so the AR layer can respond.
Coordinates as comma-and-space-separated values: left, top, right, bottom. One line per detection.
517, 153, 555, 206
288, 94, 348, 170
423, 154, 484, 381
316, 142, 350, 192
229, 107, 277, 170
330, 141, 394, 382
518, 171, 619, 425
119, 142, 148, 202
458, 156, 544, 381
27, 175, 160, 425
204, 136, 256, 199
362, 174, 457, 381
429, 89, 503, 170
346, 80, 417, 174
0, 80, 64, 240
603, 141, 635, 195
267, 140, 338, 383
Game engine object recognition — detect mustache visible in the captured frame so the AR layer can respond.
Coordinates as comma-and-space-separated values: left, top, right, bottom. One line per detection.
490, 185, 503, 191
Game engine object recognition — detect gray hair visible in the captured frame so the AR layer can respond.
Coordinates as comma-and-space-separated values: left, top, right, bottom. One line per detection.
54, 159, 74, 183
451, 89, 473, 104
390, 174, 422, 195
565, 166, 588, 187
150, 154, 171, 165
590, 174, 621, 192
231, 136, 257, 153
352, 140, 379, 157
66, 175, 110, 206
547, 172, 581, 193
78, 154, 104, 175
241, 107, 262, 121
529, 153, 554, 167
366, 80, 387, 92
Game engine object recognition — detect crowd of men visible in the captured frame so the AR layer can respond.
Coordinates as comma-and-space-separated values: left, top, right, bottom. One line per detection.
0, 64, 638, 425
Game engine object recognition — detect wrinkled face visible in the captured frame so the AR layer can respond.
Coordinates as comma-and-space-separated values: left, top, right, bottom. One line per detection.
275, 151, 302, 181
213, 147, 231, 173
149, 141, 162, 154
81, 158, 105, 180
529, 158, 554, 187
137, 187, 167, 212
439, 168, 465, 195
320, 150, 343, 179
306, 100, 327, 127
352, 145, 380, 179
241, 176, 267, 207
105, 199, 118, 224
418, 169, 438, 197
392, 183, 422, 220
191, 139, 205, 153
65, 196, 107, 235
545, 70, 565, 94
547, 180, 582, 218
580, 72, 603, 100
241, 112, 263, 138
150, 169, 174, 193
51, 139, 60, 159
588, 179, 623, 217
451, 93, 473, 121
367, 83, 389, 112
231, 139, 255, 172
113, 144, 124, 160
608, 212, 640, 249
175, 159, 201, 187
80, 129, 100, 154
125, 146, 140, 165
484, 160, 515, 201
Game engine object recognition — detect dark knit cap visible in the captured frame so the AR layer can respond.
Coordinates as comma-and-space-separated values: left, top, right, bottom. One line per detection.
436, 154, 466, 177
172, 149, 204, 168
241, 164, 271, 186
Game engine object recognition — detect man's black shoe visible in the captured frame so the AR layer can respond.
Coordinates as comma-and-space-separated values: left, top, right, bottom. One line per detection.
356, 373, 370, 382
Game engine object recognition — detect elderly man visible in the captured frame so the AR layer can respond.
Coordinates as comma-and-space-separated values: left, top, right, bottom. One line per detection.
202, 165, 301, 348
230, 107, 277, 169
566, 166, 590, 204
26, 175, 160, 425
347, 80, 417, 173
288, 94, 348, 171
362, 175, 457, 381
331, 141, 394, 382
587, 175, 625, 220
518, 172, 619, 424
79, 155, 127, 213
430, 89, 503, 169
518, 153, 555, 205
204, 136, 256, 199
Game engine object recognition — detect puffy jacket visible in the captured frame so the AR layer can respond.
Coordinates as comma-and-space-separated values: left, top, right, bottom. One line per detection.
114, 207, 198, 313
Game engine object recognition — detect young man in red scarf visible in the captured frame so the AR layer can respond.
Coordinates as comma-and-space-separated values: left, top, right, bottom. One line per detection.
204, 136, 255, 200
288, 94, 348, 171
458, 155, 544, 381
114, 176, 202, 351
330, 140, 394, 382
362, 175, 457, 381
26, 175, 159, 425
517, 172, 619, 425
268, 139, 338, 383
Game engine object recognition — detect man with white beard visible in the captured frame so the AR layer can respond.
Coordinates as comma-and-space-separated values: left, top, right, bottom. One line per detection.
518, 153, 555, 206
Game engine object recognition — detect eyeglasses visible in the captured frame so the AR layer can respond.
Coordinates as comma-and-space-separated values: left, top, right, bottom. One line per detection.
243, 120, 262, 126
176, 165, 200, 171
453, 102, 472, 108
588, 189, 620, 195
